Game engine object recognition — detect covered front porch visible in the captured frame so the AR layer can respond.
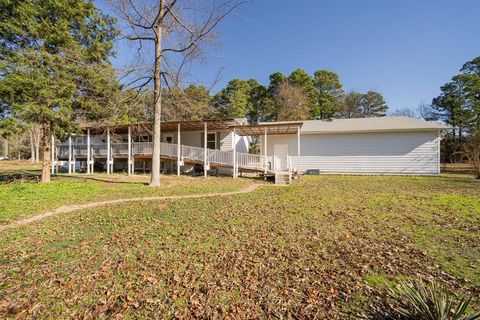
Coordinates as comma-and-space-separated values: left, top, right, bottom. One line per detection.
230, 121, 304, 185
51, 119, 266, 177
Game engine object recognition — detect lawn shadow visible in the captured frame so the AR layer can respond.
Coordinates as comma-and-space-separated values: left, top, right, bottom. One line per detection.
53, 173, 151, 185
0, 170, 41, 183
0, 170, 151, 186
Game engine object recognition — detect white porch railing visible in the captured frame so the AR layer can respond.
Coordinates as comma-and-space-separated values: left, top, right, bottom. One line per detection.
56, 142, 266, 171
132, 142, 153, 155
208, 149, 233, 165
182, 145, 205, 162
73, 144, 88, 156
111, 143, 129, 155
236, 153, 265, 170
287, 156, 293, 185
160, 142, 179, 158
92, 144, 108, 156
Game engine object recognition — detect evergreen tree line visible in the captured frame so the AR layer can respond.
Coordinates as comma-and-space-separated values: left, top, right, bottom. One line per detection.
429, 57, 480, 164
130, 69, 389, 124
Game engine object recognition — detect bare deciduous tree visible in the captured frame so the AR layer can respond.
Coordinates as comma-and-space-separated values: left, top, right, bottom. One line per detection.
1, 138, 7, 159
162, 86, 216, 121
29, 124, 41, 163
417, 102, 437, 121
108, 0, 245, 186
274, 82, 311, 121
462, 132, 480, 179
389, 107, 417, 118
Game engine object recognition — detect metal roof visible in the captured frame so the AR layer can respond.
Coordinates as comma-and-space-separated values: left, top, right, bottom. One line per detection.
86, 119, 242, 135
82, 117, 450, 136
230, 122, 303, 136
261, 117, 451, 134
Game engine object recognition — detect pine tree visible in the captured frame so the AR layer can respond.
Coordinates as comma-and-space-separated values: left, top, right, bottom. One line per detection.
0, 0, 119, 182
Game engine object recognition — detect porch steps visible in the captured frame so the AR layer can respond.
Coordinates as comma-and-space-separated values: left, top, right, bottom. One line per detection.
274, 171, 291, 185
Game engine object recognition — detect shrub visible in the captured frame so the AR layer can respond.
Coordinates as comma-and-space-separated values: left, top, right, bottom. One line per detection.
394, 280, 479, 320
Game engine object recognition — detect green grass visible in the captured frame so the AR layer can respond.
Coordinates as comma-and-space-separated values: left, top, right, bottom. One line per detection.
0, 170, 251, 224
0, 173, 479, 318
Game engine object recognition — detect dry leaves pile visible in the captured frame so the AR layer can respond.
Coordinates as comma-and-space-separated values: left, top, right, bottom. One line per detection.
0, 175, 479, 319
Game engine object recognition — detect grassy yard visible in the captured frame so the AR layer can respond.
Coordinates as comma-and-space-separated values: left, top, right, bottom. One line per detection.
0, 169, 479, 318
0, 161, 251, 224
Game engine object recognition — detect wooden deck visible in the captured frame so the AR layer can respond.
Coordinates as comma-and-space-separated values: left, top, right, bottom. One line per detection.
55, 142, 267, 172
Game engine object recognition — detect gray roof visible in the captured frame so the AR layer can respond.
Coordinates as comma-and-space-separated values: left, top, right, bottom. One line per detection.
260, 117, 451, 134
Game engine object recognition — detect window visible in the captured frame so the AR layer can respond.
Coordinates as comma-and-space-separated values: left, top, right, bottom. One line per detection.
138, 134, 150, 142
207, 133, 216, 149
164, 134, 174, 144
75, 137, 84, 145
201, 132, 218, 149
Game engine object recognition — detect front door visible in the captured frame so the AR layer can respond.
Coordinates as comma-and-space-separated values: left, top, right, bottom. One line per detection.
273, 144, 288, 171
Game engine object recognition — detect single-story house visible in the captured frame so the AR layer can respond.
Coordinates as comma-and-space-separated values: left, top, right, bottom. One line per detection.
256, 117, 450, 175
52, 116, 450, 182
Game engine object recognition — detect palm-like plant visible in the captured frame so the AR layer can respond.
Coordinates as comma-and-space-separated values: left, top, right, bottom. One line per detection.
395, 280, 480, 320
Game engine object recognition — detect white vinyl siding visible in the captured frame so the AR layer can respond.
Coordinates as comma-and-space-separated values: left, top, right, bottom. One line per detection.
157, 130, 248, 153
219, 131, 233, 151
263, 131, 440, 175
220, 131, 249, 153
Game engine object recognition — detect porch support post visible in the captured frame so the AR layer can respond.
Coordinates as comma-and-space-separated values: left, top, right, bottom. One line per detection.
232, 128, 237, 178
87, 129, 91, 174
297, 127, 301, 156
437, 132, 441, 175
68, 135, 72, 174
51, 134, 55, 174
72, 135, 76, 173
264, 127, 268, 174
177, 123, 181, 176
128, 126, 132, 176
204, 122, 208, 177
107, 127, 111, 174
91, 145, 94, 174
55, 135, 59, 174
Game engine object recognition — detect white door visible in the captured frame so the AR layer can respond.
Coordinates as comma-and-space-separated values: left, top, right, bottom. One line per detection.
273, 144, 288, 171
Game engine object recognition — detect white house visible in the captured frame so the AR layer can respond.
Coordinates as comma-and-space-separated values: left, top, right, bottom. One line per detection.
251, 117, 450, 175
53, 116, 450, 182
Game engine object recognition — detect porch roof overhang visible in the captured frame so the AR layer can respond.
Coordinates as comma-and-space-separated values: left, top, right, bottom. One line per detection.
230, 122, 304, 136
84, 119, 240, 135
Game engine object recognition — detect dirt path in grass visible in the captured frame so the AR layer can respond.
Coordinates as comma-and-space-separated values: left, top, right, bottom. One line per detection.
0, 183, 262, 232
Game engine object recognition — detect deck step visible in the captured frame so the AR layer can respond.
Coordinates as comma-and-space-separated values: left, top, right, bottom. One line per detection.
274, 172, 291, 185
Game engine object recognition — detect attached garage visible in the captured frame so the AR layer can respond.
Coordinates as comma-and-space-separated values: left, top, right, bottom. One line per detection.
259, 117, 450, 175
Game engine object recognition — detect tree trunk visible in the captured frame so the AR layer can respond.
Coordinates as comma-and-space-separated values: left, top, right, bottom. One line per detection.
36, 140, 40, 162
33, 125, 41, 163
150, 3, 164, 187
2, 138, 8, 159
41, 122, 52, 183
30, 130, 36, 163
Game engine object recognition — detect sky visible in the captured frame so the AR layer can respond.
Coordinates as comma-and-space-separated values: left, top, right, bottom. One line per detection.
100, 0, 480, 113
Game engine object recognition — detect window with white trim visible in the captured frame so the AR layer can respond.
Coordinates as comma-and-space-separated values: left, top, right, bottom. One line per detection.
207, 133, 216, 149
201, 132, 218, 149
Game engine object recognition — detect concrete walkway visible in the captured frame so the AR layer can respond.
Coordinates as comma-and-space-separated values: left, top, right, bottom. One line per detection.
0, 183, 262, 232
